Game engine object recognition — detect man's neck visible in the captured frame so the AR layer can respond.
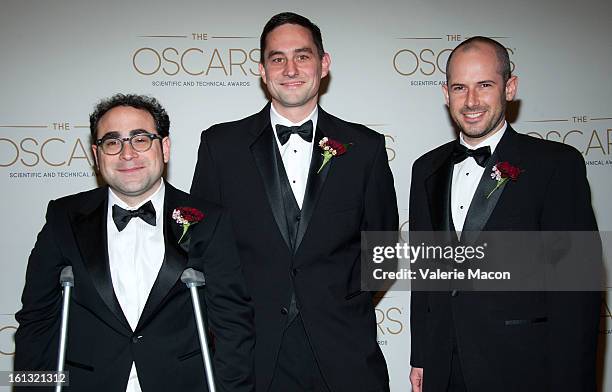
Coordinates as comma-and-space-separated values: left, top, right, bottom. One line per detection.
271, 100, 318, 124
110, 179, 164, 208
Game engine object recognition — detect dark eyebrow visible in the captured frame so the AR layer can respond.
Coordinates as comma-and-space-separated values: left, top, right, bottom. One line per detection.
100, 131, 121, 139
129, 128, 151, 136
99, 129, 152, 140
478, 80, 496, 85
294, 47, 314, 54
266, 47, 314, 59
267, 50, 285, 59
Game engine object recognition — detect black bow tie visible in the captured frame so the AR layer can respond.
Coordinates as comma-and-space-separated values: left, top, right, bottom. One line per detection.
451, 143, 492, 167
275, 120, 313, 145
112, 201, 156, 232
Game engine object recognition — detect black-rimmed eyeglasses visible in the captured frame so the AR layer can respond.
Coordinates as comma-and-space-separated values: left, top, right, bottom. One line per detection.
95, 133, 163, 155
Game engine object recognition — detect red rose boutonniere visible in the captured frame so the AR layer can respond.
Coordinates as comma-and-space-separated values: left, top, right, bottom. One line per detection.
172, 207, 205, 243
486, 162, 523, 199
317, 137, 352, 174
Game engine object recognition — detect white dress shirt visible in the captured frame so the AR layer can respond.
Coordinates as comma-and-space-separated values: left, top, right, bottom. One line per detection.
107, 180, 165, 392
270, 104, 318, 209
451, 122, 507, 233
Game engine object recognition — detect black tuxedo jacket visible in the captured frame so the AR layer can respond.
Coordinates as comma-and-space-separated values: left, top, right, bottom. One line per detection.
14, 183, 255, 392
409, 126, 601, 391
191, 104, 398, 392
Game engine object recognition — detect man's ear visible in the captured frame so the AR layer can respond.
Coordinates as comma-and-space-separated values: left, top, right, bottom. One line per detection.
162, 137, 171, 164
320, 53, 331, 78
442, 84, 450, 107
259, 62, 267, 85
505, 75, 518, 101
92, 144, 99, 169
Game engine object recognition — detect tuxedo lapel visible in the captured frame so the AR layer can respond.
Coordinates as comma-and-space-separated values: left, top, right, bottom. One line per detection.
425, 149, 455, 232
461, 152, 502, 234
250, 119, 292, 251
136, 184, 188, 331
294, 126, 330, 253
71, 189, 131, 332
248, 106, 337, 254
462, 127, 522, 235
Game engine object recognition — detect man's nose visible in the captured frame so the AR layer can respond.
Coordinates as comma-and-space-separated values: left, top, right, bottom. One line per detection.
284, 59, 298, 77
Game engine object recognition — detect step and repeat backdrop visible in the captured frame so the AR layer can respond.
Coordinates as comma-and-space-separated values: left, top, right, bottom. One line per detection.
1, 0, 611, 390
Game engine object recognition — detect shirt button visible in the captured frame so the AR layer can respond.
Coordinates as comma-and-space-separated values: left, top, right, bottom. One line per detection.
292, 268, 300, 277
296, 215, 301, 221
292, 180, 296, 184
466, 172, 470, 176
294, 150, 297, 153
132, 335, 143, 343
281, 307, 289, 315
460, 206, 464, 210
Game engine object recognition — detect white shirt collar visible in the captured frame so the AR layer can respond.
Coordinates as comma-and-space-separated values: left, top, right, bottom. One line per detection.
270, 104, 318, 145
459, 121, 507, 154
108, 179, 165, 225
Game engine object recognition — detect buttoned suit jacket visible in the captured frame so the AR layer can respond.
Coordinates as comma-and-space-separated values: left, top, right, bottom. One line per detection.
14, 183, 255, 392
190, 104, 398, 392
409, 126, 601, 391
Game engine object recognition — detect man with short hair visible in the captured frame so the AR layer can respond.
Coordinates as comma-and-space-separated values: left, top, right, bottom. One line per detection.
409, 37, 600, 391
15, 94, 255, 392
191, 12, 398, 392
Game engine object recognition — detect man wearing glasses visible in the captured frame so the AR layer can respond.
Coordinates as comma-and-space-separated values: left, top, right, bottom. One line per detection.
14, 94, 255, 392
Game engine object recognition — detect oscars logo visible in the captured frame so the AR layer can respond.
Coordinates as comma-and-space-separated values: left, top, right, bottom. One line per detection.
376, 306, 405, 336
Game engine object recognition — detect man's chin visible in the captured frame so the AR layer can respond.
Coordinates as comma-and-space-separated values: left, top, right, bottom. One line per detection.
460, 121, 496, 137
277, 98, 310, 108
463, 129, 488, 138
112, 183, 149, 197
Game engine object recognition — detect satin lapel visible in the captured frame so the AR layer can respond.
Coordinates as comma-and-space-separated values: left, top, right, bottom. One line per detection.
136, 185, 188, 331
294, 126, 330, 253
72, 190, 131, 331
462, 127, 522, 237
250, 122, 292, 250
461, 152, 502, 236
425, 153, 454, 232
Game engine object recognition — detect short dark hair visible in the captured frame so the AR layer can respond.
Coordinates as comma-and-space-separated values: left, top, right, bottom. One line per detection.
260, 12, 325, 63
446, 36, 511, 83
89, 93, 170, 139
